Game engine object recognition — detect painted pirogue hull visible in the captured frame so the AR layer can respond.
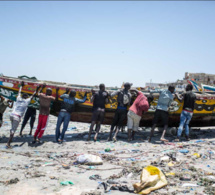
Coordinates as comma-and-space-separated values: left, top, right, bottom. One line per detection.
0, 76, 215, 127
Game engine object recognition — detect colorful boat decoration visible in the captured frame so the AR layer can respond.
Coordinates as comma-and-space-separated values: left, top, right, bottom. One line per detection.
0, 75, 215, 127
201, 84, 215, 92
187, 80, 202, 92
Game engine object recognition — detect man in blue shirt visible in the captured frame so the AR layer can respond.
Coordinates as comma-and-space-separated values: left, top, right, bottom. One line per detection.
55, 88, 87, 143
149, 85, 175, 142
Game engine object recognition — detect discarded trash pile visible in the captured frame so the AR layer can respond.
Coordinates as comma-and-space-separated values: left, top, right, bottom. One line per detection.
0, 136, 215, 195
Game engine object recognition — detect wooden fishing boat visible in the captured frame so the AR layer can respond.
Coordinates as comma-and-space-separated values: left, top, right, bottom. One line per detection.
0, 75, 215, 127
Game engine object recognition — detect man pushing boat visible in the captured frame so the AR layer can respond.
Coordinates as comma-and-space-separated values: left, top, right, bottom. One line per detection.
149, 85, 175, 143
55, 88, 88, 143
88, 84, 109, 141
175, 84, 200, 141
33, 87, 56, 144
7, 82, 39, 148
127, 89, 154, 141
108, 82, 132, 142
19, 85, 46, 137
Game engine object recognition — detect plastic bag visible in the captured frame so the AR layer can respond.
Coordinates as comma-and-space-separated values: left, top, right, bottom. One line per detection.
60, 181, 74, 186
133, 165, 168, 194
76, 154, 103, 165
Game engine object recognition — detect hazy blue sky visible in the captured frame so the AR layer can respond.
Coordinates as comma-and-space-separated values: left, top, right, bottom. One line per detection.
0, 1, 214, 87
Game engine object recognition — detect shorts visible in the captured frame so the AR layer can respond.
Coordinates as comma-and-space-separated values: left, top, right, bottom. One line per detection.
127, 110, 141, 131
10, 114, 21, 134
111, 109, 127, 128
152, 109, 169, 126
91, 108, 105, 123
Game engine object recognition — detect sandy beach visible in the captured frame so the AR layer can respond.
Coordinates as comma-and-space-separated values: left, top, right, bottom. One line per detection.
0, 108, 215, 195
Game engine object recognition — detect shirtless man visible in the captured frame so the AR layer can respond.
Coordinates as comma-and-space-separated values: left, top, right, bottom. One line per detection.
33, 87, 55, 143
88, 84, 109, 141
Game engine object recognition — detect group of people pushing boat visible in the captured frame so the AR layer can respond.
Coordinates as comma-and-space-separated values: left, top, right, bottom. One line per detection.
0, 81, 198, 148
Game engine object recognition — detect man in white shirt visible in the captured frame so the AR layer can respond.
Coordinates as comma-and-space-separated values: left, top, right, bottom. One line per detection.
6, 81, 39, 148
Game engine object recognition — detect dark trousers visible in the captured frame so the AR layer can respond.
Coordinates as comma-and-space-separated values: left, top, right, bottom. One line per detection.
111, 109, 127, 130
21, 107, 36, 130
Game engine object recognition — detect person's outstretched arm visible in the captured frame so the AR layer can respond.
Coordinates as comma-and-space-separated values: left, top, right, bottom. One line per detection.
110, 90, 119, 97
55, 87, 59, 101
75, 92, 88, 103
37, 84, 46, 96
150, 89, 163, 94
91, 89, 96, 103
130, 89, 139, 95
18, 81, 25, 98
29, 85, 41, 100
60, 88, 70, 100
175, 93, 184, 103
105, 91, 110, 104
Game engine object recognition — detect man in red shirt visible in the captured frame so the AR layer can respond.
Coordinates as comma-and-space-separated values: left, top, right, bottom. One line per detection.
33, 88, 55, 143
127, 90, 153, 141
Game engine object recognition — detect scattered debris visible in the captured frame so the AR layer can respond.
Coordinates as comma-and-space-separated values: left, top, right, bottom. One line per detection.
76, 154, 103, 165
60, 181, 74, 186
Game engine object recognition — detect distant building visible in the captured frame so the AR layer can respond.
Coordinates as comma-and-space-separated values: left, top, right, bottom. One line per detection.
145, 81, 186, 91
185, 72, 215, 85
145, 82, 166, 88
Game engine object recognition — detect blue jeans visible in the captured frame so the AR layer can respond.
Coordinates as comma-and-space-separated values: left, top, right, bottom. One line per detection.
55, 111, 71, 141
177, 110, 193, 137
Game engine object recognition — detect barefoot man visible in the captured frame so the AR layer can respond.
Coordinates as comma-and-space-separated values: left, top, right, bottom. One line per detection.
33, 87, 55, 143
149, 85, 175, 142
88, 84, 109, 141
19, 85, 46, 137
127, 89, 153, 141
55, 88, 88, 143
7, 82, 39, 148
108, 82, 132, 142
